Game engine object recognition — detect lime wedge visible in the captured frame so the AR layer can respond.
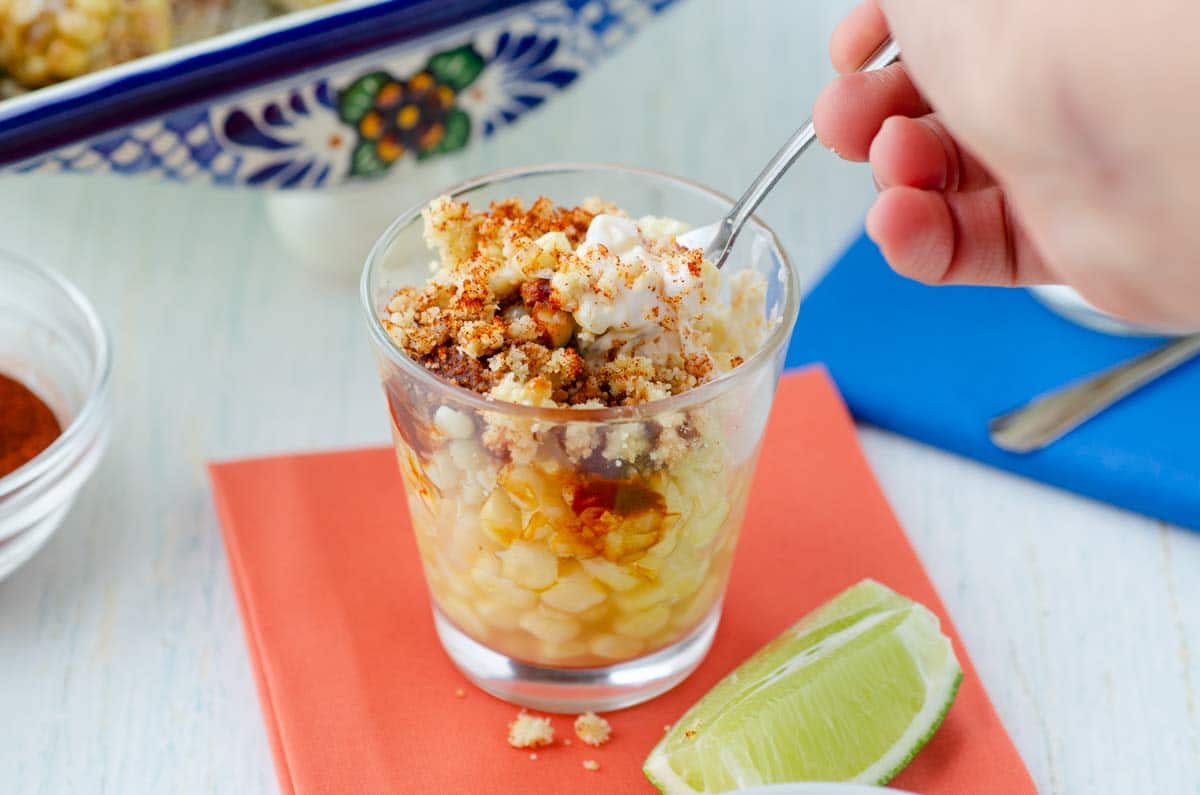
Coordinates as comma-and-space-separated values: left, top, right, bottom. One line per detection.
644, 579, 962, 792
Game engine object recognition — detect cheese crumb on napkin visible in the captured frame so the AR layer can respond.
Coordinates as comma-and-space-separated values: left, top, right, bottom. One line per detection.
507, 711, 554, 748
573, 712, 611, 747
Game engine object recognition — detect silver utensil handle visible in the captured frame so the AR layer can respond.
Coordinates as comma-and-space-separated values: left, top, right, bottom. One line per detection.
709, 37, 901, 264
989, 335, 1200, 453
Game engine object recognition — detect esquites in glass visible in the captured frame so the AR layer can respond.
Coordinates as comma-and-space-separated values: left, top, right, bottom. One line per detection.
377, 194, 773, 670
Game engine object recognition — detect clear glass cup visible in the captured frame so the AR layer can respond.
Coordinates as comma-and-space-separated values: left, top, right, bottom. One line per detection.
361, 164, 799, 712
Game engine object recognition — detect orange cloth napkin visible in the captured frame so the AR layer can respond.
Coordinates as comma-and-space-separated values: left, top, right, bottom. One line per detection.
209, 367, 1034, 794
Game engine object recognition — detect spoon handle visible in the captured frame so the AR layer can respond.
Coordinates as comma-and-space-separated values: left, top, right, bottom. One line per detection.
707, 37, 901, 266
988, 334, 1200, 453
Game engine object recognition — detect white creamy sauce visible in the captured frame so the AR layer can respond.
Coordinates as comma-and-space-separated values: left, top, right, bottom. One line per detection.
565, 214, 709, 359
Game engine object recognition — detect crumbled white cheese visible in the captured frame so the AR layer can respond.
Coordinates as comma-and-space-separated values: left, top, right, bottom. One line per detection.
507, 711, 554, 749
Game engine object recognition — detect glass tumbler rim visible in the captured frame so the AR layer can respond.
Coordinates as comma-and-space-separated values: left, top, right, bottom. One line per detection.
360, 161, 800, 422
0, 249, 112, 495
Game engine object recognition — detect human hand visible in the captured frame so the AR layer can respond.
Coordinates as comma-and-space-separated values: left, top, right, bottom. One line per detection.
813, 0, 1200, 331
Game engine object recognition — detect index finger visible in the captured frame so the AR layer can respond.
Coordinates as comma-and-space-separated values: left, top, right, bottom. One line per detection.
830, 0, 890, 74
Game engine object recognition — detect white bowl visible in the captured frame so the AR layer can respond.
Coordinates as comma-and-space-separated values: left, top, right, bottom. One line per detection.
0, 252, 111, 580
1029, 285, 1181, 337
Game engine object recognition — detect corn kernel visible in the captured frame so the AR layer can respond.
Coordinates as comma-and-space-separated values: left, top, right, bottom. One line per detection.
657, 552, 710, 603
576, 601, 611, 624
538, 637, 588, 661
522, 512, 555, 543
642, 524, 679, 561
446, 518, 487, 570
473, 552, 500, 576
613, 604, 671, 640
518, 606, 581, 644
498, 540, 558, 591
603, 528, 661, 562
476, 598, 521, 631
46, 39, 88, 78
589, 633, 644, 660
670, 577, 724, 631
613, 583, 669, 613
540, 575, 606, 614
684, 496, 729, 548
76, 0, 112, 16
442, 563, 476, 599
480, 488, 521, 544
579, 556, 642, 592
532, 305, 576, 348
56, 9, 102, 43
499, 465, 543, 510
488, 261, 525, 300
449, 439, 486, 471
440, 596, 488, 638
534, 231, 572, 255
469, 565, 539, 610
424, 451, 460, 496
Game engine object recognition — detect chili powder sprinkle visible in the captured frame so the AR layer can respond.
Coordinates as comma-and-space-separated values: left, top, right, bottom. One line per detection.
0, 373, 62, 478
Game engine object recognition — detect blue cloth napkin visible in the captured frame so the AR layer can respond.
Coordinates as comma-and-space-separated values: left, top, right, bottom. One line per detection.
785, 233, 1200, 531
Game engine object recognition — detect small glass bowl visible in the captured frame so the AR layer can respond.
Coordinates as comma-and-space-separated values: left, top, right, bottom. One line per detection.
0, 251, 111, 581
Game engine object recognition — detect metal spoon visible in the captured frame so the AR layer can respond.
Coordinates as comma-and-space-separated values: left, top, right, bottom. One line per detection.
678, 37, 902, 266
989, 335, 1200, 453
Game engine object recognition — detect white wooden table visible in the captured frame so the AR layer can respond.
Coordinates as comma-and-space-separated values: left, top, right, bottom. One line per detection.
1, 2, 1198, 792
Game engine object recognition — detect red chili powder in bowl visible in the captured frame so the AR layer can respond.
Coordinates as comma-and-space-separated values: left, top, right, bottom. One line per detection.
0, 373, 62, 478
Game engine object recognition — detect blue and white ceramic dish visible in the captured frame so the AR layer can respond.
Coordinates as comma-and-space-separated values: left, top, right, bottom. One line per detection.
0, 0, 678, 189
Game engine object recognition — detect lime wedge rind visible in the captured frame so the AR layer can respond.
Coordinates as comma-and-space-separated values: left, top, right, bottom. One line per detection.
860, 659, 962, 784
643, 580, 963, 793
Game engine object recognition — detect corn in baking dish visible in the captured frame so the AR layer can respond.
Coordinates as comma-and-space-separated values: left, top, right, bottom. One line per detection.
0, 0, 171, 88
0, 0, 337, 93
